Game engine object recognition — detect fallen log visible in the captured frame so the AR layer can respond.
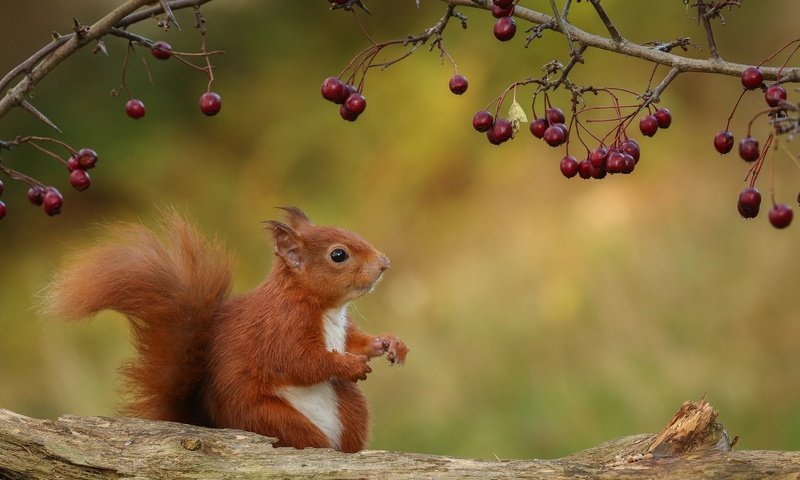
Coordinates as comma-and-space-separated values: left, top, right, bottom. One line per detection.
0, 399, 798, 479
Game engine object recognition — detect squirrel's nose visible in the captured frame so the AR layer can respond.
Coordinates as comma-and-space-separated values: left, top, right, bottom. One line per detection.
378, 254, 391, 271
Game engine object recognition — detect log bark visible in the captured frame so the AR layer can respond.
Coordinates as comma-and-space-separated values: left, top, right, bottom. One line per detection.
0, 401, 798, 479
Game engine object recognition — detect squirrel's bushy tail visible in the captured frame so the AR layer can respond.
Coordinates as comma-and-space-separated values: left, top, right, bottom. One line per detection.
44, 210, 233, 425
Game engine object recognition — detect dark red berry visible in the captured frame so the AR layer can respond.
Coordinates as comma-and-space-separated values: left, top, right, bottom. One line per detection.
27, 186, 45, 206
448, 74, 468, 95
199, 92, 223, 116
560, 156, 579, 178
714, 130, 735, 154
621, 152, 636, 174
764, 84, 787, 107
344, 93, 367, 115
578, 159, 593, 179
738, 136, 760, 162
76, 148, 98, 170
472, 111, 494, 132
654, 108, 672, 128
769, 203, 793, 229
125, 99, 145, 119
620, 139, 640, 163
737, 187, 761, 219
491, 3, 514, 18
639, 114, 658, 137
321, 77, 348, 104
339, 104, 359, 121
151, 41, 172, 60
589, 162, 607, 180
606, 151, 625, 174
42, 187, 63, 216
491, 119, 513, 144
741, 67, 763, 90
69, 169, 91, 191
0, 200, 5, 220
589, 147, 608, 168
493, 0, 514, 8
67, 155, 80, 171
493, 17, 516, 41
545, 107, 565, 125
530, 118, 549, 138
543, 123, 567, 147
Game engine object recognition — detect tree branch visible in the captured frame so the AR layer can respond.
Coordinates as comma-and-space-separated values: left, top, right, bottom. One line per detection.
0, 0, 215, 121
445, 0, 799, 82
1, 400, 799, 479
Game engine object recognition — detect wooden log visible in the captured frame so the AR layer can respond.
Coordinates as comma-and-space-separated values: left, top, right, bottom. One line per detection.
0, 400, 798, 479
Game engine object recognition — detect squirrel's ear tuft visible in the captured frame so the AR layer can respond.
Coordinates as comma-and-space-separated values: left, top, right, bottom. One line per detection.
265, 220, 304, 270
277, 206, 313, 229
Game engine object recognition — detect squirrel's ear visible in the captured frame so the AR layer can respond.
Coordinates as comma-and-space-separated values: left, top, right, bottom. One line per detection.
277, 206, 313, 229
266, 220, 304, 270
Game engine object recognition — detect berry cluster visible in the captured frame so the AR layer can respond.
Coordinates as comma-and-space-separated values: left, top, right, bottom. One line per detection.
321, 76, 367, 121
491, 0, 516, 42
123, 41, 223, 119
0, 140, 99, 220
713, 65, 796, 229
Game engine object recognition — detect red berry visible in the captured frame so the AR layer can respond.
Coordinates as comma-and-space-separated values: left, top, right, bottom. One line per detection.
589, 162, 607, 180
76, 148, 98, 170
545, 107, 565, 125
738, 136, 760, 162
0, 200, 5, 220
620, 152, 636, 174
741, 67, 763, 90
654, 108, 672, 128
769, 203, 793, 229
530, 118, 549, 138
27, 186, 45, 206
620, 139, 640, 163
543, 123, 567, 147
493, 0, 513, 8
472, 111, 494, 132
606, 151, 625, 174
42, 187, 63, 216
321, 77, 348, 104
125, 99, 145, 119
151, 41, 172, 60
737, 187, 761, 219
764, 84, 787, 107
339, 104, 360, 121
490, 118, 513, 144
69, 169, 91, 191
560, 156, 579, 178
578, 159, 593, 179
344, 93, 367, 115
589, 147, 608, 168
491, 4, 514, 18
199, 92, 223, 116
67, 155, 80, 171
639, 114, 658, 137
448, 74, 468, 95
714, 130, 734, 154
493, 17, 516, 41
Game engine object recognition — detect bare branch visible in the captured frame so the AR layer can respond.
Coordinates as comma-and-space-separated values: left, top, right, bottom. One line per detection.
588, 0, 623, 43
444, 0, 800, 82
695, 1, 721, 60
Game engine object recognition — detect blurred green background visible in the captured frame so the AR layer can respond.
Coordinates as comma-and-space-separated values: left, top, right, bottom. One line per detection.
1, 0, 799, 460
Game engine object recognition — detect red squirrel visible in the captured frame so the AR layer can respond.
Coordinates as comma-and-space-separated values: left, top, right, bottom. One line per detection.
45, 207, 408, 453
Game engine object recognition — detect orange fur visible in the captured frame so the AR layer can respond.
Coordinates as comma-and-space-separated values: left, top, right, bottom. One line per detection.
45, 207, 407, 453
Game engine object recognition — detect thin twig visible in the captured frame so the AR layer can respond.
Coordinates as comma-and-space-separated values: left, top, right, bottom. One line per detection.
695, 1, 721, 60
589, 0, 623, 43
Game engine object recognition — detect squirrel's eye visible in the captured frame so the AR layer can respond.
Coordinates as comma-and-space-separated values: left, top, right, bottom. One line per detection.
330, 248, 349, 263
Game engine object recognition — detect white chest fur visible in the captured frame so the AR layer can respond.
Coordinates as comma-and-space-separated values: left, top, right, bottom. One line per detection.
278, 305, 350, 450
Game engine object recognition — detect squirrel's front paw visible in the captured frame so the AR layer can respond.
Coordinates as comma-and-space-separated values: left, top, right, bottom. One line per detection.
372, 334, 409, 365
339, 353, 372, 382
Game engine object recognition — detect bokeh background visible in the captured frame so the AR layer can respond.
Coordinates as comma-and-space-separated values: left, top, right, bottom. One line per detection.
1, 0, 798, 460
